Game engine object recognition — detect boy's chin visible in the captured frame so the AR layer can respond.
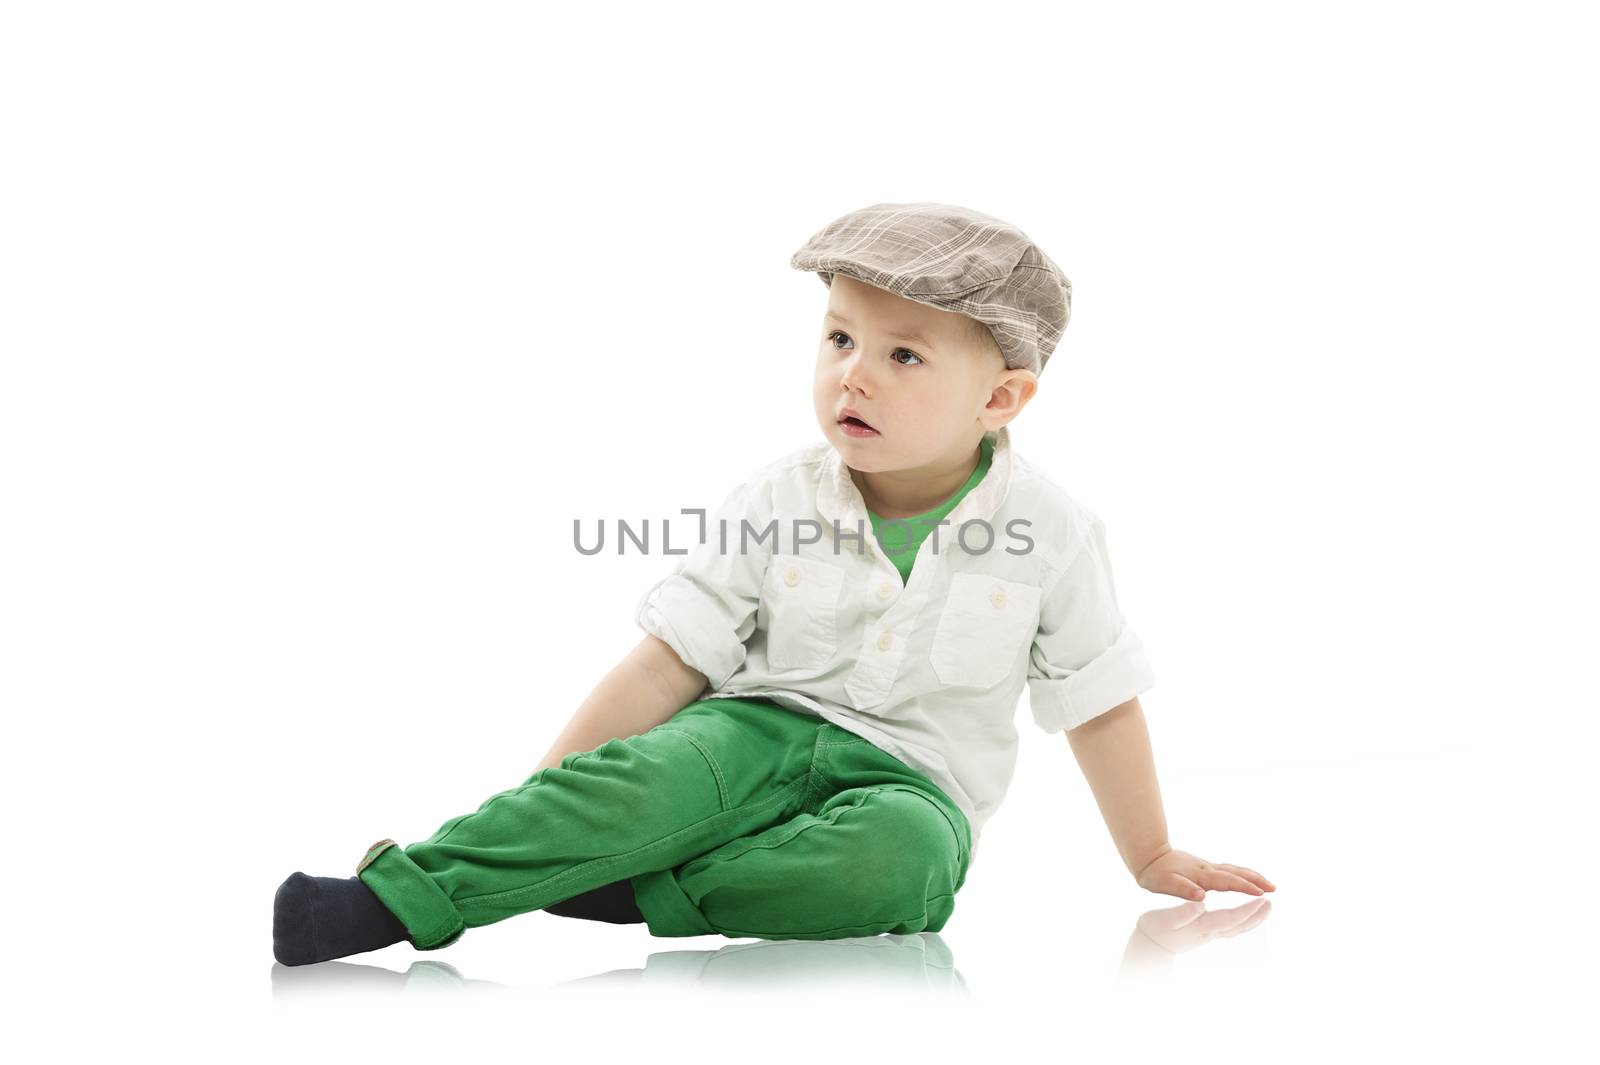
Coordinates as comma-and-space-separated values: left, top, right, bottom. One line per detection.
834, 445, 900, 475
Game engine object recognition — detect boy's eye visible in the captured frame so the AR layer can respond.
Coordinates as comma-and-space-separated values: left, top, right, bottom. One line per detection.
826, 330, 923, 366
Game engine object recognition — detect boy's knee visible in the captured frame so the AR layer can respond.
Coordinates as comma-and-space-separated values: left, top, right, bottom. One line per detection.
823, 788, 962, 909
877, 790, 962, 875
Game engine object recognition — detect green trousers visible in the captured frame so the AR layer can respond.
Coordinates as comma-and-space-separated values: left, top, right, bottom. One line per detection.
356, 697, 972, 949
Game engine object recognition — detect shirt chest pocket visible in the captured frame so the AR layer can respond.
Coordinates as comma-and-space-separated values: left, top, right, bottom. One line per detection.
929, 573, 1043, 689
760, 555, 848, 671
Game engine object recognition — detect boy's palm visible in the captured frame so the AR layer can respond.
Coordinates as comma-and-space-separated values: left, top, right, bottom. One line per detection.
1135, 847, 1276, 900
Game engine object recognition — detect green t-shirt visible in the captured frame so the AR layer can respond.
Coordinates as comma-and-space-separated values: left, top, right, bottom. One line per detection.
865, 433, 995, 584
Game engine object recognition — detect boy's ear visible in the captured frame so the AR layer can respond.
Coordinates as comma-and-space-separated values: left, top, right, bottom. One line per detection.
980, 371, 1036, 433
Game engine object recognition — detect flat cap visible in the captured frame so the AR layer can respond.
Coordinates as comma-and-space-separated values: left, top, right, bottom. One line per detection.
790, 201, 1071, 376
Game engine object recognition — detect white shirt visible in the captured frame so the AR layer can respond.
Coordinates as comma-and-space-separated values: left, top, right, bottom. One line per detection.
633, 424, 1156, 867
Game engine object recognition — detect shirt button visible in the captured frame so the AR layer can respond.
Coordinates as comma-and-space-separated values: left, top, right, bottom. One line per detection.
990, 588, 1007, 608
876, 583, 892, 600
784, 566, 800, 587
877, 630, 893, 651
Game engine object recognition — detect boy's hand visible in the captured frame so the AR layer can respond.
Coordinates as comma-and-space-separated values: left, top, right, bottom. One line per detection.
1134, 846, 1276, 900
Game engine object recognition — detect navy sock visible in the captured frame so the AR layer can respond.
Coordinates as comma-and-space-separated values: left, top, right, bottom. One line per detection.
273, 872, 410, 966
544, 877, 645, 924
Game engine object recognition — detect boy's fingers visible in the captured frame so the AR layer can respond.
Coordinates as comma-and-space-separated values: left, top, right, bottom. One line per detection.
1216, 863, 1276, 891
1201, 870, 1263, 895
1217, 862, 1265, 880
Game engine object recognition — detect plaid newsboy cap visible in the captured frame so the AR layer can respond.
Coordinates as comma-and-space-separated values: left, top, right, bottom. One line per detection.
789, 201, 1072, 376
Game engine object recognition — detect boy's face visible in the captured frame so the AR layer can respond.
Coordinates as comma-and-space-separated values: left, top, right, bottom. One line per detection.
813, 275, 1034, 476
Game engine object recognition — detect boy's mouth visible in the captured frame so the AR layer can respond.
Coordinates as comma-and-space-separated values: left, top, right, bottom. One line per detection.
837, 411, 880, 437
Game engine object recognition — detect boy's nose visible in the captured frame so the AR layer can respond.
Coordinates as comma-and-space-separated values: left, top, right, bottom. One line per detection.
838, 351, 876, 396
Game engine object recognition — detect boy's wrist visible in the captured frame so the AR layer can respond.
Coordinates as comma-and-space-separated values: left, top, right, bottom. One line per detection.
1129, 843, 1173, 880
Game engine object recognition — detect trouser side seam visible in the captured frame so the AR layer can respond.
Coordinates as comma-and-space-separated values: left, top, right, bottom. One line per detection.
455, 773, 812, 913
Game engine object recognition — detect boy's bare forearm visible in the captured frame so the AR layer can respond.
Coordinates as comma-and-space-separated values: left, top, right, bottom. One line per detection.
532, 635, 709, 773
1064, 697, 1171, 877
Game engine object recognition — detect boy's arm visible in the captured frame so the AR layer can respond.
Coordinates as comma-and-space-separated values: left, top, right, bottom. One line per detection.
1062, 696, 1170, 877
1066, 696, 1278, 899
532, 634, 709, 773
1030, 519, 1276, 899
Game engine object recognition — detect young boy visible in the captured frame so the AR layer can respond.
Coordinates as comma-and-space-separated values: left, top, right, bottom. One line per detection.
272, 201, 1274, 966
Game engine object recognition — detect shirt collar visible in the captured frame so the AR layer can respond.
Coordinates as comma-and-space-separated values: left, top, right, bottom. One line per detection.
817, 424, 1015, 529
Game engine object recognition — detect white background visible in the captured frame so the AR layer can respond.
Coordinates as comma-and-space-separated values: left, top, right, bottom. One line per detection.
3, 0, 1595, 1059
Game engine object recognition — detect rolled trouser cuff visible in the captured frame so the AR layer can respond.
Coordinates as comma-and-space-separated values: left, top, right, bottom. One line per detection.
630, 867, 719, 938
355, 839, 466, 950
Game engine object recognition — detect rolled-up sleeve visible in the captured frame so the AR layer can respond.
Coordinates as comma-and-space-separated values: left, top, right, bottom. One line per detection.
1026, 518, 1156, 732
634, 478, 775, 691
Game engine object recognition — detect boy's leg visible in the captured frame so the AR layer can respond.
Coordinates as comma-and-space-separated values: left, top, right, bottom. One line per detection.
629, 728, 973, 940
352, 699, 825, 951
